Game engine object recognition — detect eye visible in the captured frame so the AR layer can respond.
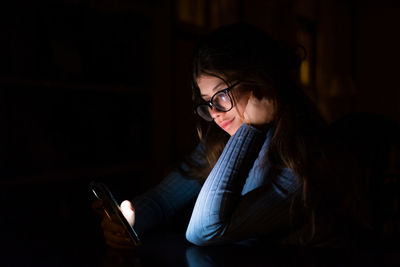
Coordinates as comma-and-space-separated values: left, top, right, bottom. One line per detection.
214, 92, 229, 103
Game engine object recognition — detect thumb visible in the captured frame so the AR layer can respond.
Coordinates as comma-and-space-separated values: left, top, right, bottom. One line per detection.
120, 200, 135, 226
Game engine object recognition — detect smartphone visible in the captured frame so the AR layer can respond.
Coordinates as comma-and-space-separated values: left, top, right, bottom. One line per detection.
90, 181, 141, 246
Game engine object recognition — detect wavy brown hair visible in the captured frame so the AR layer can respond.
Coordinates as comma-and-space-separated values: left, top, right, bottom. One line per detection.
183, 23, 366, 245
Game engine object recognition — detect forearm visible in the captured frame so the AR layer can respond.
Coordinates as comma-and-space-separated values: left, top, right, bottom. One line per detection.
186, 124, 265, 245
133, 170, 202, 235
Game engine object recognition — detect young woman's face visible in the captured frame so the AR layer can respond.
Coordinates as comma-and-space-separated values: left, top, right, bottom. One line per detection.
197, 75, 250, 136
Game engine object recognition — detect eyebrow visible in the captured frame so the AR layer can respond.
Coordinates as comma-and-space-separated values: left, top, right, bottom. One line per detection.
200, 82, 226, 97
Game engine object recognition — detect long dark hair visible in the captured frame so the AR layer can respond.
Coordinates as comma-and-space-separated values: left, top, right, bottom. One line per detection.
185, 23, 366, 244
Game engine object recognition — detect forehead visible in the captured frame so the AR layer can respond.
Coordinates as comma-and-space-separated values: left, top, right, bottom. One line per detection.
197, 75, 226, 96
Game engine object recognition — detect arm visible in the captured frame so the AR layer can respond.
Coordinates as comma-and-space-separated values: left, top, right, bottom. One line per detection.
132, 171, 202, 235
132, 147, 204, 236
186, 124, 300, 246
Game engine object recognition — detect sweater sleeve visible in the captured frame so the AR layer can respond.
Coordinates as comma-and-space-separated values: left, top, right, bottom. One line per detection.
132, 146, 203, 236
186, 124, 300, 246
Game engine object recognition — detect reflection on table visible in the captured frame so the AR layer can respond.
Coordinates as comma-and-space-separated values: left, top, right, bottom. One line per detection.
101, 231, 398, 267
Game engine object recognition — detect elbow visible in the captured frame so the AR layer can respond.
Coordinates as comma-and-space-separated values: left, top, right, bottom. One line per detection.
185, 223, 226, 246
185, 228, 213, 246
185, 229, 207, 246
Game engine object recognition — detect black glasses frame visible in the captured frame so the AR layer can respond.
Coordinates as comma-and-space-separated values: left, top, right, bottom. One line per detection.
195, 81, 241, 121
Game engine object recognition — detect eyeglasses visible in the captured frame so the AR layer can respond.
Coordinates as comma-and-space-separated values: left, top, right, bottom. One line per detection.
195, 81, 240, 121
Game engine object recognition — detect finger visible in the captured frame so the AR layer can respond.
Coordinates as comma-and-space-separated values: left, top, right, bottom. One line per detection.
104, 229, 132, 245
101, 217, 126, 234
103, 228, 136, 250
120, 200, 135, 226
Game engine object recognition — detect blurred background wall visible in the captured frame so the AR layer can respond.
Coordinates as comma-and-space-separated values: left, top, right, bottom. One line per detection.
0, 0, 399, 264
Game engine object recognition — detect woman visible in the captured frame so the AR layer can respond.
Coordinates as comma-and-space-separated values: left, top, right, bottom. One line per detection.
98, 23, 365, 249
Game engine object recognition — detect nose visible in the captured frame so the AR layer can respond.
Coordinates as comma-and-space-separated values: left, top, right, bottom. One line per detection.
208, 106, 222, 120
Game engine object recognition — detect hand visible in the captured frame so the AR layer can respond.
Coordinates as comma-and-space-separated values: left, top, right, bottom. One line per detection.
243, 90, 275, 128
93, 199, 137, 250
120, 200, 135, 227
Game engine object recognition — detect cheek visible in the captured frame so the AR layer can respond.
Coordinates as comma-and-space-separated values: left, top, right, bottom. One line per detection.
236, 101, 246, 115
228, 119, 244, 136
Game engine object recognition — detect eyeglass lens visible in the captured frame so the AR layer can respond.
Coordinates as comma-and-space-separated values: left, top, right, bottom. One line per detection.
196, 91, 232, 121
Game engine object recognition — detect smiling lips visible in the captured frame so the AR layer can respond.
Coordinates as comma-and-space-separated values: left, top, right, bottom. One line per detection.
218, 117, 235, 130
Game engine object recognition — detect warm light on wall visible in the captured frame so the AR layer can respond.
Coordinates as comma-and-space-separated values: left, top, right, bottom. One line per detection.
297, 29, 312, 88
296, 18, 316, 102
176, 0, 205, 26
300, 59, 310, 86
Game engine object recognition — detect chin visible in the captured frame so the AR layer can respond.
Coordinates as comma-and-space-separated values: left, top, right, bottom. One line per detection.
217, 118, 242, 136
227, 124, 241, 136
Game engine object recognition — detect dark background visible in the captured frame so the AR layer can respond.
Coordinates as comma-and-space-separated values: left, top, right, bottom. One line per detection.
0, 0, 399, 265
